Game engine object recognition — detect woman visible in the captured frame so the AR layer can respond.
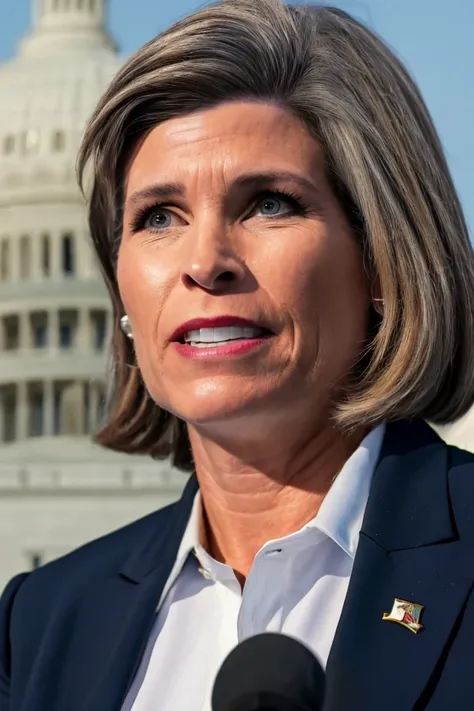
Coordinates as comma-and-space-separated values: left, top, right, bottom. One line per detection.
1, 1, 474, 709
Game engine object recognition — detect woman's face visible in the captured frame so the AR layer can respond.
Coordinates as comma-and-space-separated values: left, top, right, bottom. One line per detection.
118, 101, 371, 431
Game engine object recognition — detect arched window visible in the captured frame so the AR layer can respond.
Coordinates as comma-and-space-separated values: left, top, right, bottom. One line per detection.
59, 310, 77, 348
2, 385, 16, 442
3, 315, 19, 350
0, 239, 9, 281
89, 0, 96, 11
60, 322, 72, 348
41, 234, 50, 276
61, 232, 75, 275
3, 135, 15, 155
29, 383, 44, 437
52, 130, 66, 152
19, 235, 31, 278
53, 386, 61, 435
32, 312, 48, 348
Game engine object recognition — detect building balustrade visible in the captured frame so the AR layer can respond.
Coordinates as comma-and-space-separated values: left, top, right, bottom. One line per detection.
0, 353, 107, 388
0, 307, 110, 354
0, 230, 107, 286
0, 461, 185, 493
0, 378, 106, 443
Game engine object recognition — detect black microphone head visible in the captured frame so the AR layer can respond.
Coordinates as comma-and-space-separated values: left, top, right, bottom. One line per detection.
211, 632, 325, 711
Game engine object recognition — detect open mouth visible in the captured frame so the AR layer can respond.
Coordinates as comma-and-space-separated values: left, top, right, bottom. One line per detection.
178, 325, 272, 348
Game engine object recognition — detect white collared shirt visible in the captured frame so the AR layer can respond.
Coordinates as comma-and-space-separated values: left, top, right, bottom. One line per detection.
123, 424, 385, 711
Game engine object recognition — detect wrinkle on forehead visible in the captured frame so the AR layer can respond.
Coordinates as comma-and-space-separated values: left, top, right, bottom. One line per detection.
124, 101, 325, 200
160, 101, 311, 152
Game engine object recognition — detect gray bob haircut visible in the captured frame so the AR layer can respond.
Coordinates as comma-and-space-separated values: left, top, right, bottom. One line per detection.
78, 0, 474, 470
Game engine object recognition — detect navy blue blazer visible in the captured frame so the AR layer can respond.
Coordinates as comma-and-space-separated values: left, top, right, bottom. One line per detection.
1, 419, 474, 711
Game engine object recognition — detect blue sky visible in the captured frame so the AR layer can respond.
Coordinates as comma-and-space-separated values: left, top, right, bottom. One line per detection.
1, 0, 473, 236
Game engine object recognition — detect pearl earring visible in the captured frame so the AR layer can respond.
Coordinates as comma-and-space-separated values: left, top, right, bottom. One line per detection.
120, 315, 134, 339
373, 298, 385, 316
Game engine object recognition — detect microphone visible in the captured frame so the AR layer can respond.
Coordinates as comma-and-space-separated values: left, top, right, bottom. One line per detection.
211, 632, 325, 711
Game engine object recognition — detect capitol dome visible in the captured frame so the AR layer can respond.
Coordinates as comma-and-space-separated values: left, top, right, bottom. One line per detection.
0, 0, 124, 447
0, 0, 186, 590
0, 0, 121, 197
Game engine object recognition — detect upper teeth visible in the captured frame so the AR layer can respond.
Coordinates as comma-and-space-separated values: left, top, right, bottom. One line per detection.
184, 326, 264, 343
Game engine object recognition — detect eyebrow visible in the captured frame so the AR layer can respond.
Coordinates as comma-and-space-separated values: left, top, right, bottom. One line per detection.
125, 171, 324, 209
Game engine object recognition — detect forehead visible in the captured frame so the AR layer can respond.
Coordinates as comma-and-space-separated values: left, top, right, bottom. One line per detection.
125, 101, 324, 192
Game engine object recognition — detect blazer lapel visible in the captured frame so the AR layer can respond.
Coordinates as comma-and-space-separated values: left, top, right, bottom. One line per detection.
76, 474, 198, 711
325, 420, 474, 711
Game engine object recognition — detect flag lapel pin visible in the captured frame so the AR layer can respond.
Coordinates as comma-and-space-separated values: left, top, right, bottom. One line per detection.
382, 598, 424, 634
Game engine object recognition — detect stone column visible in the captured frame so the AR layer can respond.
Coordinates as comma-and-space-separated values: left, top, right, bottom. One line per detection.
51, 232, 61, 279
17, 381, 28, 440
42, 0, 54, 17
11, 238, 20, 281
43, 380, 54, 436
94, 0, 104, 21
49, 309, 59, 349
89, 381, 99, 431
61, 381, 85, 435
19, 311, 31, 350
79, 381, 86, 434
30, 235, 41, 281
77, 308, 90, 351
0, 387, 4, 443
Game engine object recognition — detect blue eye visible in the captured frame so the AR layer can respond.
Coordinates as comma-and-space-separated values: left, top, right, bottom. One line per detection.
253, 190, 307, 219
129, 189, 308, 234
145, 209, 172, 229
258, 197, 285, 215
130, 207, 176, 234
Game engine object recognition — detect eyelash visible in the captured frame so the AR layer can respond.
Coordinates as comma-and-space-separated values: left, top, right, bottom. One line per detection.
129, 189, 309, 234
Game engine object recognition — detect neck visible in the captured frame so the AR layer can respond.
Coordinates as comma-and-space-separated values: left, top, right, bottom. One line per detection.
188, 417, 368, 582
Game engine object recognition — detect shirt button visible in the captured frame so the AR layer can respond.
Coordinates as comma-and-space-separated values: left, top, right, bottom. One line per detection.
198, 566, 213, 580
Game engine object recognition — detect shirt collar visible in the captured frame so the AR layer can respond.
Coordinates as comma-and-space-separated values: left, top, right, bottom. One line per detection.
156, 491, 203, 610
177, 489, 203, 564
309, 423, 385, 558
160, 422, 385, 602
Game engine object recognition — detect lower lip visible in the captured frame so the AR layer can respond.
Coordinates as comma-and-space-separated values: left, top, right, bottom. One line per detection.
172, 337, 271, 359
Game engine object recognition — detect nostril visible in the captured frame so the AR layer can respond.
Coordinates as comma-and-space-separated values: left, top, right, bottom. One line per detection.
219, 271, 235, 282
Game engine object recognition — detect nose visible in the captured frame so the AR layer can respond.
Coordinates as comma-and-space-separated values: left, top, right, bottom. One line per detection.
181, 219, 246, 291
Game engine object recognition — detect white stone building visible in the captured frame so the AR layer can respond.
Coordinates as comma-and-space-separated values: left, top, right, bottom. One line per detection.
0, 0, 187, 592
0, 0, 472, 592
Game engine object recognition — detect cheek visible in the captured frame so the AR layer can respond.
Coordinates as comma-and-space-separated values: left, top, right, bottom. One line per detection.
116, 242, 170, 327
314, 245, 369, 364
276, 231, 367, 311
116, 242, 176, 392
272, 228, 370, 359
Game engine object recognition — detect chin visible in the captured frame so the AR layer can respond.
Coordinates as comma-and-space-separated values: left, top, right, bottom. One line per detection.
166, 380, 275, 428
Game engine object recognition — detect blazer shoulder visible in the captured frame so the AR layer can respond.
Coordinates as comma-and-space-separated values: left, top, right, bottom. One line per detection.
448, 442, 474, 469
446, 442, 474, 539
0, 573, 29, 697
0, 476, 196, 700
